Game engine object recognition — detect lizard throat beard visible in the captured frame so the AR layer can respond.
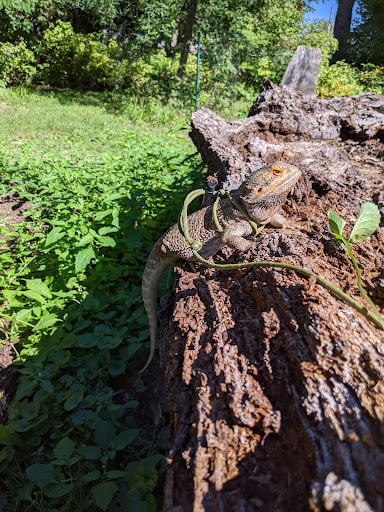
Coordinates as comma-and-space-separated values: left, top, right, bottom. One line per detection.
240, 193, 287, 223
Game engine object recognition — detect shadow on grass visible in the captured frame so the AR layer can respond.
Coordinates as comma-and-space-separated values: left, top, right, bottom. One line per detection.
0, 136, 205, 508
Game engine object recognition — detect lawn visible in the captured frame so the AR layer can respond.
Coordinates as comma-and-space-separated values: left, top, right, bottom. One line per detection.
0, 88, 205, 511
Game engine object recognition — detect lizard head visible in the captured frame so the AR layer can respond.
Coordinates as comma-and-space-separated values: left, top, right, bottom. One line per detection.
237, 161, 301, 223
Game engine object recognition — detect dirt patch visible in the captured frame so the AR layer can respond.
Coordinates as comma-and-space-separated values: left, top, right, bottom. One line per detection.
0, 192, 32, 228
0, 192, 33, 423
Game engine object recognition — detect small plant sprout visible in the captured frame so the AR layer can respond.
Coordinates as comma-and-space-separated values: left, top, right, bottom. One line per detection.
328, 202, 383, 326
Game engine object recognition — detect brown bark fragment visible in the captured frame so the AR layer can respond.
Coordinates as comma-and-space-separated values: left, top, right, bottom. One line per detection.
162, 81, 384, 511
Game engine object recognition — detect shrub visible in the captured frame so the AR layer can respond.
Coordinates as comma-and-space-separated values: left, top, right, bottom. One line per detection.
317, 60, 384, 98
40, 21, 123, 90
358, 63, 384, 94
317, 61, 364, 98
0, 40, 36, 87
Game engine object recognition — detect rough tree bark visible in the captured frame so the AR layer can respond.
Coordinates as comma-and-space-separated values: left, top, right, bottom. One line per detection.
161, 80, 384, 511
177, 0, 198, 81
332, 0, 356, 62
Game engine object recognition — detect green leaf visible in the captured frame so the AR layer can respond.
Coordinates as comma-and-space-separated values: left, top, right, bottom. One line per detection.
96, 235, 116, 247
54, 437, 75, 462
98, 226, 118, 236
349, 202, 381, 243
82, 470, 101, 482
108, 359, 126, 376
78, 445, 101, 460
91, 482, 118, 511
106, 470, 128, 480
25, 279, 52, 299
328, 209, 346, 240
76, 333, 96, 348
44, 483, 74, 498
25, 463, 56, 488
45, 227, 65, 247
105, 193, 125, 202
94, 209, 113, 221
111, 210, 119, 227
113, 429, 140, 450
15, 479, 35, 502
22, 290, 46, 303
94, 419, 115, 451
34, 314, 60, 331
15, 308, 33, 322
40, 380, 54, 393
14, 378, 38, 401
75, 247, 95, 273
168, 123, 188, 135
69, 455, 81, 466
64, 391, 83, 411
77, 233, 94, 247
0, 424, 18, 446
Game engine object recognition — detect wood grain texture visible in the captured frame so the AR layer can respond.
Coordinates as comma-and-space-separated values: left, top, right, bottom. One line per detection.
160, 80, 384, 511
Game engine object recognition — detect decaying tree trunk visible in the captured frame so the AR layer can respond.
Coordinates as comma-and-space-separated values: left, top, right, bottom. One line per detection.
161, 80, 384, 511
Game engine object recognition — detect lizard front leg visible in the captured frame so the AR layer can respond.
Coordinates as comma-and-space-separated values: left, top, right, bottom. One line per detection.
221, 220, 254, 252
266, 212, 299, 229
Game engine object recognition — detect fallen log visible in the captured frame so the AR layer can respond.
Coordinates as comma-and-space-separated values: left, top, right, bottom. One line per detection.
162, 81, 384, 511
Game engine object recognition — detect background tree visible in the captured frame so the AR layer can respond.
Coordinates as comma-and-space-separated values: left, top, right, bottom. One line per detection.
348, 0, 384, 65
333, 0, 356, 45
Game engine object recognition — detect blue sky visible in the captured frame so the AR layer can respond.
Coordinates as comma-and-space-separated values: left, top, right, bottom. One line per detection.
305, 0, 359, 24
305, 0, 337, 23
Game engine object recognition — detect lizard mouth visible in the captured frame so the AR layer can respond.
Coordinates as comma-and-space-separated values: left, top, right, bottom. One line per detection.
245, 167, 301, 202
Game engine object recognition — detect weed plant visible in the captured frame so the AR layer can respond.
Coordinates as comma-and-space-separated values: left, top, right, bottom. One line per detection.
0, 91, 205, 511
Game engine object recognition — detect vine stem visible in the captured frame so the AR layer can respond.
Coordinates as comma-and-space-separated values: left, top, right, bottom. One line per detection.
178, 188, 384, 331
192, 249, 384, 330
343, 238, 383, 323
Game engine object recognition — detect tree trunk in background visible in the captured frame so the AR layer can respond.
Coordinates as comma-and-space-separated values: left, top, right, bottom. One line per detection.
177, 0, 198, 81
332, 0, 356, 62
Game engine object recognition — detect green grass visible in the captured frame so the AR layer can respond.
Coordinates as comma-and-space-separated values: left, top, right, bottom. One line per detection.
0, 88, 191, 143
0, 89, 205, 511
0, 87, 250, 148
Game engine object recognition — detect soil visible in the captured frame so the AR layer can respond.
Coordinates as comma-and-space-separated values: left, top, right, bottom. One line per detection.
0, 192, 32, 423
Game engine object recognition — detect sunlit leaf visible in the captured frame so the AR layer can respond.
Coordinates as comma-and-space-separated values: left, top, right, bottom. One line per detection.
25, 279, 52, 299
45, 227, 65, 247
34, 314, 60, 331
75, 247, 95, 273
349, 202, 381, 243
328, 209, 346, 240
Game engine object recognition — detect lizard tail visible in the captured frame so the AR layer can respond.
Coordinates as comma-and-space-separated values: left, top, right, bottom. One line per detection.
139, 244, 174, 373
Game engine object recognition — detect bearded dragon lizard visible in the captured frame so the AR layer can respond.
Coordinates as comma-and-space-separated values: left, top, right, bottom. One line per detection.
140, 161, 301, 372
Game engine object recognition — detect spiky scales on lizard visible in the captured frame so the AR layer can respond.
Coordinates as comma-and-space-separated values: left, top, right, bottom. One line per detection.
140, 161, 302, 373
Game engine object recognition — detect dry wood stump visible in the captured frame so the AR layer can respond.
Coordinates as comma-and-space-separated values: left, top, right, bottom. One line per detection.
159, 81, 384, 512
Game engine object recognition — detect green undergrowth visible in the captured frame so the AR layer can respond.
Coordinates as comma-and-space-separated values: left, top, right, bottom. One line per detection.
0, 91, 205, 511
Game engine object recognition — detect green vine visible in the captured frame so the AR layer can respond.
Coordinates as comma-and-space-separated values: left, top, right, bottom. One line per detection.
179, 190, 384, 330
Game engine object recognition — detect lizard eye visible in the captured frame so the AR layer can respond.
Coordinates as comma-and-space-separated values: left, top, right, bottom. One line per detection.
271, 166, 283, 177
256, 187, 263, 195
